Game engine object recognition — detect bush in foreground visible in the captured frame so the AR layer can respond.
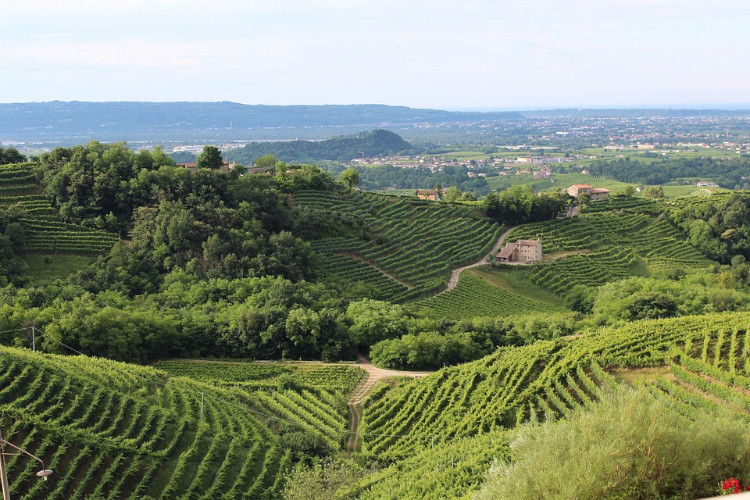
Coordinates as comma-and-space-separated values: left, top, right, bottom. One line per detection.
476, 386, 750, 499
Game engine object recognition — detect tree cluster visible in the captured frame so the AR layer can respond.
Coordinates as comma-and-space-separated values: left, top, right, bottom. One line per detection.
227, 129, 416, 164
666, 192, 750, 263
482, 185, 570, 224
587, 156, 750, 189
0, 147, 26, 165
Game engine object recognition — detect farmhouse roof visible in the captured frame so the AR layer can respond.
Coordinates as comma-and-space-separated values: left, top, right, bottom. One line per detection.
515, 239, 540, 246
590, 188, 610, 194
571, 183, 592, 188
497, 242, 517, 259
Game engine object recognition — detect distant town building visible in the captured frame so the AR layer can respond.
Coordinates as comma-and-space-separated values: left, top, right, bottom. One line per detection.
696, 181, 719, 188
496, 239, 542, 263
566, 183, 611, 201
517, 156, 572, 164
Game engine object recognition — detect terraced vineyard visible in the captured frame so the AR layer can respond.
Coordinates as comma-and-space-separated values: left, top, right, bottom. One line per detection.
295, 189, 503, 300
414, 271, 566, 319
582, 196, 663, 214
508, 212, 711, 296
0, 348, 355, 499
360, 312, 750, 460
0, 163, 118, 255
154, 359, 365, 393
0, 163, 38, 195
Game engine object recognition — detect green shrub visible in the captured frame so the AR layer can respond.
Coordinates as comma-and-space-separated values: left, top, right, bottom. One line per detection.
476, 386, 750, 499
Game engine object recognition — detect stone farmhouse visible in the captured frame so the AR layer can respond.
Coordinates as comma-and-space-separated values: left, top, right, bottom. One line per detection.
496, 238, 542, 263
567, 183, 610, 201
416, 189, 446, 201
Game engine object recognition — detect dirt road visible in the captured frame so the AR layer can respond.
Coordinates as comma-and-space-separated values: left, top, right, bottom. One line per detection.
444, 226, 516, 292
346, 354, 432, 455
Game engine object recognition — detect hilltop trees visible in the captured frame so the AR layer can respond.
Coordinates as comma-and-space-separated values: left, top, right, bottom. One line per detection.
482, 185, 568, 224
0, 147, 26, 165
196, 145, 224, 169
339, 167, 360, 189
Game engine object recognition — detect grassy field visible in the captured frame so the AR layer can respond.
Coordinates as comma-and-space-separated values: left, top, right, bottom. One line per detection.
22, 254, 95, 281
485, 172, 633, 195
469, 266, 565, 308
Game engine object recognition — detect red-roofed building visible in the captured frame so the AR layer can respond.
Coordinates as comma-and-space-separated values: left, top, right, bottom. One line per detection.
496, 238, 542, 263
567, 183, 610, 201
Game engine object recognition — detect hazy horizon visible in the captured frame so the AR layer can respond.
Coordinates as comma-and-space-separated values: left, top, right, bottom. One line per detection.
1, 1, 748, 109
2, 100, 750, 113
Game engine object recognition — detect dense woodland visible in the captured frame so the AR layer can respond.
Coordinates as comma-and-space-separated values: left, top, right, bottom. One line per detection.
225, 129, 416, 165
587, 156, 750, 189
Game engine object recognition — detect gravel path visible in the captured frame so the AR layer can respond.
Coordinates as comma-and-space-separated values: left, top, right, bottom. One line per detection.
444, 226, 516, 292
346, 354, 432, 455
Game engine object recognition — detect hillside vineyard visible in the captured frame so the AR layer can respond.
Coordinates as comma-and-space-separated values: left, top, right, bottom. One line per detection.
2, 136, 750, 498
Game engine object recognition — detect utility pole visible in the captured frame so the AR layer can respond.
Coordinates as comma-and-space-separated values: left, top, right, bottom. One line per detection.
0, 429, 53, 500
0, 438, 10, 500
31, 327, 35, 353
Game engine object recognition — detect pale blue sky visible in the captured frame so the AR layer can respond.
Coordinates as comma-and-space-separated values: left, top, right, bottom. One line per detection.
0, 0, 748, 108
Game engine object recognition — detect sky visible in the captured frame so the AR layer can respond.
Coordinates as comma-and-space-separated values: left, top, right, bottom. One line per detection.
0, 0, 748, 109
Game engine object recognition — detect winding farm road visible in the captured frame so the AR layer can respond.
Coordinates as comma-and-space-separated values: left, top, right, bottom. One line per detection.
444, 226, 516, 292
346, 354, 433, 456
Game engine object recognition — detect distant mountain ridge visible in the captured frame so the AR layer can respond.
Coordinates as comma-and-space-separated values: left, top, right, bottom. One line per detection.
224, 129, 416, 164
0, 101, 522, 143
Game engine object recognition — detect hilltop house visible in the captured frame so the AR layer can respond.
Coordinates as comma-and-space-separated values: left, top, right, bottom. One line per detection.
496, 239, 542, 263
416, 189, 446, 201
567, 183, 610, 201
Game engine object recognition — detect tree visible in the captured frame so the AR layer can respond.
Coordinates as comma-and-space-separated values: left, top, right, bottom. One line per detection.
339, 168, 360, 190
255, 154, 278, 172
0, 147, 26, 165
444, 186, 461, 203
196, 145, 224, 170
643, 185, 664, 199
577, 192, 591, 208
622, 185, 636, 197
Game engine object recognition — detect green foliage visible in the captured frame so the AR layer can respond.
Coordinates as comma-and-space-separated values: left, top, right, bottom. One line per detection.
476, 387, 750, 500
510, 211, 713, 298
283, 458, 370, 500
338, 167, 360, 189
643, 184, 664, 199
369, 331, 487, 369
41, 141, 176, 228
295, 189, 502, 299
227, 129, 415, 164
196, 145, 224, 169
482, 185, 569, 224
254, 154, 278, 170
328, 163, 489, 194
155, 360, 364, 393
0, 345, 350, 499
592, 276, 750, 321
588, 155, 750, 188
360, 312, 750, 459
0, 147, 26, 165
443, 185, 461, 202
345, 298, 408, 348
666, 192, 750, 263
343, 432, 510, 499
414, 271, 566, 320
